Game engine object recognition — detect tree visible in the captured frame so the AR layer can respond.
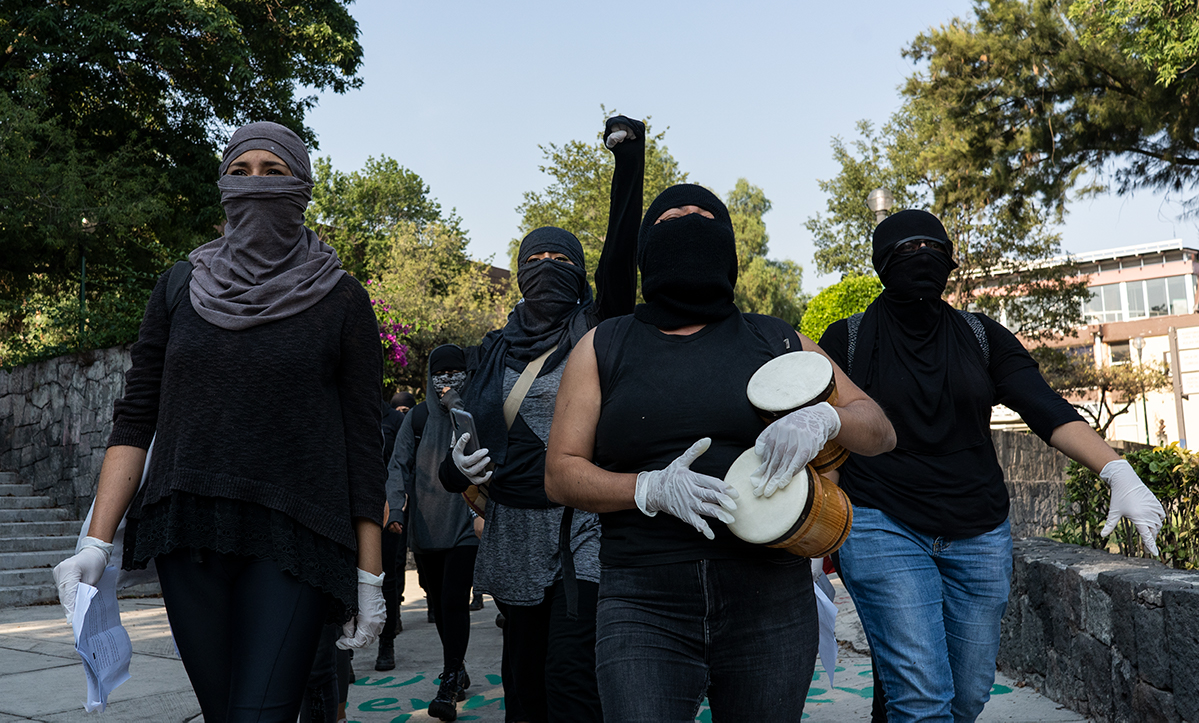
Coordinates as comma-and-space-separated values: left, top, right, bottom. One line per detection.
0, 1, 363, 365
517, 116, 806, 325
799, 275, 884, 342
805, 101, 1092, 341
904, 0, 1199, 213
310, 156, 463, 281
1031, 346, 1171, 437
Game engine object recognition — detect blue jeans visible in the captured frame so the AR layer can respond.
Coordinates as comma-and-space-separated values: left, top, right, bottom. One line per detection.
838, 507, 1012, 723
595, 557, 816, 723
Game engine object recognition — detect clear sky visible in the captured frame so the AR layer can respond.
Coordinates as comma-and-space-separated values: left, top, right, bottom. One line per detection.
304, 0, 1195, 290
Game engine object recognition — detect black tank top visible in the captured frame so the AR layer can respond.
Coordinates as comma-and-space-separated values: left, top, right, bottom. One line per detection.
593, 312, 795, 566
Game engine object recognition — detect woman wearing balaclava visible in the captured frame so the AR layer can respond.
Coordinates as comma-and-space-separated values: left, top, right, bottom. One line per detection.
52, 121, 387, 721
437, 116, 644, 723
383, 345, 480, 720
816, 209, 1165, 723
544, 183, 896, 721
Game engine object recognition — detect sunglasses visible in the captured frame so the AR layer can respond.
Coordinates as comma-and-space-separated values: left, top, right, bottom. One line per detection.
894, 238, 949, 256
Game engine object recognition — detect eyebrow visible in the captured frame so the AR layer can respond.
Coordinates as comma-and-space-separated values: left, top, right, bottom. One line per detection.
228, 158, 289, 168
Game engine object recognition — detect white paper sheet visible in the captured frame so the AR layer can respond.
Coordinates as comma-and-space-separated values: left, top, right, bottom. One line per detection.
71, 567, 132, 712
814, 573, 839, 687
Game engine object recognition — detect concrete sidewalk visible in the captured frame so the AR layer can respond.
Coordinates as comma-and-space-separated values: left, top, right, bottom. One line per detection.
0, 571, 1087, 722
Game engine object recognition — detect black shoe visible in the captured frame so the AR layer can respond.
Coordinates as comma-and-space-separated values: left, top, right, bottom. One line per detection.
470, 593, 484, 611
427, 664, 464, 721
460, 665, 471, 696
374, 637, 395, 672
495, 612, 505, 629
427, 608, 436, 623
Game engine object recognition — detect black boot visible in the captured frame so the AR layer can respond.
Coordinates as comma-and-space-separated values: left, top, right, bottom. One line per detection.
374, 637, 395, 671
470, 592, 484, 611
427, 662, 465, 721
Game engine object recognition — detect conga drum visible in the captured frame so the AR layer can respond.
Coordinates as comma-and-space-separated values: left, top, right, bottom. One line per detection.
724, 448, 852, 558
747, 351, 849, 472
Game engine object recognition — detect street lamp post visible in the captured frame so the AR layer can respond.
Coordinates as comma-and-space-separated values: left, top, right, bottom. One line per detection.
866, 188, 894, 225
79, 217, 97, 348
1132, 336, 1150, 445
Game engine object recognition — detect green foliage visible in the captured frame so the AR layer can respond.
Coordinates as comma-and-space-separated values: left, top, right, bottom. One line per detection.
800, 275, 884, 342
904, 0, 1199, 212
516, 114, 806, 325
310, 156, 462, 281
0, 0, 364, 364
805, 100, 1091, 341
1069, 0, 1199, 87
1031, 345, 1171, 436
1058, 445, 1199, 569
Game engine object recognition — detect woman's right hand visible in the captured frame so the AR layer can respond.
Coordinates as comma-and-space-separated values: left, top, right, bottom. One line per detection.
52, 537, 114, 621
452, 433, 492, 485
634, 438, 739, 540
604, 115, 646, 151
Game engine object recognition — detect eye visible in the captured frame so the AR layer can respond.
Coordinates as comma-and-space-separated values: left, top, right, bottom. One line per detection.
229, 169, 247, 176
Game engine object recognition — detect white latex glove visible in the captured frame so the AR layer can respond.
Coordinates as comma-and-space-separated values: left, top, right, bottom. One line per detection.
53, 536, 113, 622
452, 433, 492, 485
751, 402, 842, 498
1100, 459, 1166, 557
336, 569, 386, 650
605, 123, 637, 148
634, 438, 739, 540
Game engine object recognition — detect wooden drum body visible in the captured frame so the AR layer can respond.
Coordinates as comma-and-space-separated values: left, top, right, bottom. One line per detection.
724, 448, 853, 558
747, 352, 849, 473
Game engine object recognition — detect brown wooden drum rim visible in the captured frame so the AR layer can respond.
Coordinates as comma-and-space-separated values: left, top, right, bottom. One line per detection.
765, 466, 854, 558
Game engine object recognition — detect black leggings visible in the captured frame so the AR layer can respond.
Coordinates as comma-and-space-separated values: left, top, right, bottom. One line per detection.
414, 546, 478, 670
156, 548, 329, 723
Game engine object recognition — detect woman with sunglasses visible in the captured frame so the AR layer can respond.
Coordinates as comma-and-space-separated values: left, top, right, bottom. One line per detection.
817, 209, 1165, 723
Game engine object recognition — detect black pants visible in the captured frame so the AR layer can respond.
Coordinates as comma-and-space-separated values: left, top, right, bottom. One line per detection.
503, 579, 602, 723
414, 545, 478, 670
301, 624, 341, 723
381, 523, 408, 640
156, 548, 328, 723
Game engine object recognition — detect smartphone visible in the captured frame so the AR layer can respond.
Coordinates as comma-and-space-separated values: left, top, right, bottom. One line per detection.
450, 408, 482, 455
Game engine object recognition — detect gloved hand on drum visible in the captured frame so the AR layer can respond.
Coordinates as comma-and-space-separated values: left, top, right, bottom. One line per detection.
53, 536, 114, 621
451, 433, 493, 486
634, 437, 739, 540
1100, 459, 1166, 556
751, 402, 842, 498
336, 568, 387, 650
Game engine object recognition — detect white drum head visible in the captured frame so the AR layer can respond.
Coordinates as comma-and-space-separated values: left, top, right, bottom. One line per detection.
747, 352, 833, 415
724, 448, 811, 545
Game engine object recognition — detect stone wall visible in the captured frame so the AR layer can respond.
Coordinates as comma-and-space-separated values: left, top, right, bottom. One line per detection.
993, 429, 1071, 539
0, 347, 132, 517
999, 538, 1199, 723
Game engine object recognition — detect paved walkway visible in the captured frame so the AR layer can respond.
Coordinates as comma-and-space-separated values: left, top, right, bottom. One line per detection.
0, 571, 1087, 722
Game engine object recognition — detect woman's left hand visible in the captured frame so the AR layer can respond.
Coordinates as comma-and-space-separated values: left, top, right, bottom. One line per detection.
336, 569, 387, 650
1100, 459, 1166, 556
751, 402, 842, 497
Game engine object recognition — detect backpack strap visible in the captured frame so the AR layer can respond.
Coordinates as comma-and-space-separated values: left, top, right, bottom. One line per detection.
846, 313, 865, 376
846, 310, 989, 374
165, 261, 193, 321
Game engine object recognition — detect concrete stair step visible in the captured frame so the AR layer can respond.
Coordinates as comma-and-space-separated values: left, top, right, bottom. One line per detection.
0, 471, 20, 484
0, 483, 34, 497
0, 583, 58, 607
0, 496, 53, 509
0, 535, 77, 553
0, 520, 83, 537
0, 550, 72, 571
0, 508, 70, 523
0, 567, 54, 587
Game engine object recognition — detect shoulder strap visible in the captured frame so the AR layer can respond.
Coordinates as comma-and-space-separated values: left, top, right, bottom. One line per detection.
846, 313, 865, 376
502, 344, 558, 431
166, 261, 193, 321
743, 313, 801, 357
957, 310, 990, 366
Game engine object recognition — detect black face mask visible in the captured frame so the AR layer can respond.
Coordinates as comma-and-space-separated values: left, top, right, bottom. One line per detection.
637, 213, 738, 329
516, 258, 586, 328
879, 248, 954, 301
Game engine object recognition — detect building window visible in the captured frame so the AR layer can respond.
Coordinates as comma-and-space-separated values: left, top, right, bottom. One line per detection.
1110, 340, 1131, 363
1083, 275, 1193, 323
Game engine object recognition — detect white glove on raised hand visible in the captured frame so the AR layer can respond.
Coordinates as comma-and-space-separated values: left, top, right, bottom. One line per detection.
452, 433, 492, 485
634, 438, 739, 540
605, 123, 637, 148
1100, 459, 1166, 557
53, 536, 113, 622
751, 402, 842, 498
336, 569, 386, 650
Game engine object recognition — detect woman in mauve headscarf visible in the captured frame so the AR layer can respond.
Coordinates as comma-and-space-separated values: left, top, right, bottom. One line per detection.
818, 209, 1165, 723
53, 121, 386, 722
545, 183, 896, 721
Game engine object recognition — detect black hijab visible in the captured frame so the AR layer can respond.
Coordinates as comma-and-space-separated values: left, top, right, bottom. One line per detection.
462, 227, 592, 464
188, 122, 345, 330
852, 209, 991, 454
634, 184, 738, 330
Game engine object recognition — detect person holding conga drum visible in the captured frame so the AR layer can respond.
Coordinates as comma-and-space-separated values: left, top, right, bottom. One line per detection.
817, 209, 1166, 723
545, 183, 896, 722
